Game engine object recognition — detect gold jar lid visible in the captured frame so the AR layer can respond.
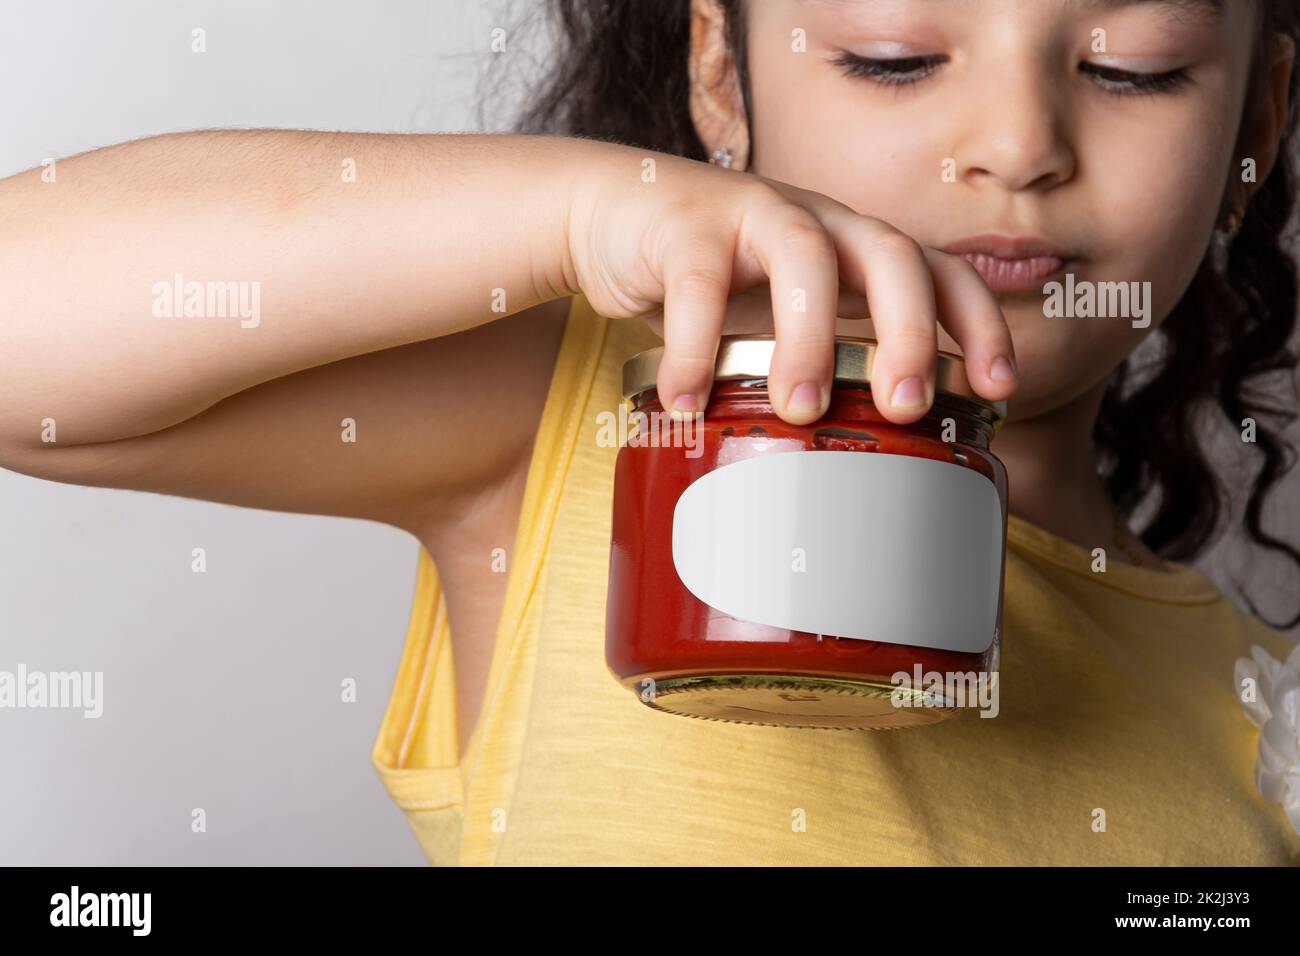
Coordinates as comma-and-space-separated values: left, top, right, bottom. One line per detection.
641, 674, 962, 730
622, 334, 1008, 425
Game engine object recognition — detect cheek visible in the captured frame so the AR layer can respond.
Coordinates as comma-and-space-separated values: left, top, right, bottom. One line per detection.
748, 51, 942, 215
1076, 103, 1229, 315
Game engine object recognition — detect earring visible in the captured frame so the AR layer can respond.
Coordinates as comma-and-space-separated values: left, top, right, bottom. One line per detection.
709, 146, 734, 169
1222, 205, 1244, 237
1218, 194, 1245, 237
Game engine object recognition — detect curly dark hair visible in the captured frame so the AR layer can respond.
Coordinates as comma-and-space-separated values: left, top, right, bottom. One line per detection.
495, 0, 1300, 630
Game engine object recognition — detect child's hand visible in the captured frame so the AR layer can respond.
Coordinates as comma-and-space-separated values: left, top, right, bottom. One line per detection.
566, 145, 1017, 425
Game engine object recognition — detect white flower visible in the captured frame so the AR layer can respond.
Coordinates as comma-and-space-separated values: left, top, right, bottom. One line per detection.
1233, 641, 1300, 836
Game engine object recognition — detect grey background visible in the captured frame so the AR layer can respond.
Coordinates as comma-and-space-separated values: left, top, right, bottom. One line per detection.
0, 0, 537, 866
1, 0, 1297, 866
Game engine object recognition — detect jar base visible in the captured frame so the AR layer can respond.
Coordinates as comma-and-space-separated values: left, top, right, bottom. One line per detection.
639, 674, 960, 730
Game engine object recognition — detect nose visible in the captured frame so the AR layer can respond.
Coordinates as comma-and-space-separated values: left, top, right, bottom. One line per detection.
953, 61, 1077, 192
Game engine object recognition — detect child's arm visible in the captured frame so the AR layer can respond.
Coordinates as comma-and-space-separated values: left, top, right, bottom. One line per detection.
0, 130, 583, 450
0, 131, 590, 539
0, 129, 1016, 542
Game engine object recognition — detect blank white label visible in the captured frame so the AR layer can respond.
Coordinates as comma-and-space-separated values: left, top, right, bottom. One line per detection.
671, 450, 1003, 652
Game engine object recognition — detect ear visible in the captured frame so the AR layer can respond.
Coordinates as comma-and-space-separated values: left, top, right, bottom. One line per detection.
1236, 34, 1295, 203
688, 0, 751, 170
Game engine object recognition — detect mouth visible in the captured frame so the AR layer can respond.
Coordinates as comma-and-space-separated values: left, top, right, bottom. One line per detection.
940, 234, 1074, 295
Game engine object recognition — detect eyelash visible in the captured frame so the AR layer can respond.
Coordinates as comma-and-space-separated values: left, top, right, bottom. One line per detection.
830, 52, 944, 86
1078, 62, 1190, 95
830, 51, 1191, 96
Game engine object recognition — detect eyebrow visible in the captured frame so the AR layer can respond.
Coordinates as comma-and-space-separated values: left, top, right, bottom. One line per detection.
1073, 0, 1223, 24
798, 0, 1224, 21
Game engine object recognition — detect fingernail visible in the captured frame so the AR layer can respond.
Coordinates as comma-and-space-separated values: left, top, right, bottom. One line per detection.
989, 355, 1017, 383
890, 376, 926, 409
672, 393, 698, 413
787, 381, 824, 415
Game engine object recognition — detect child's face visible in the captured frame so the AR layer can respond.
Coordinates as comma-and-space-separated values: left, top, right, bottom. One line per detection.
718, 0, 1266, 419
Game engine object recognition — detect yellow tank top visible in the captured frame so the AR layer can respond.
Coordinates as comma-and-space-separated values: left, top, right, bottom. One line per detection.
370, 293, 1300, 865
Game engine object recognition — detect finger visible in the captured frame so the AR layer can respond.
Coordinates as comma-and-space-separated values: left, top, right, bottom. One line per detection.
742, 203, 839, 424
654, 238, 734, 418
828, 217, 938, 424
922, 249, 1019, 401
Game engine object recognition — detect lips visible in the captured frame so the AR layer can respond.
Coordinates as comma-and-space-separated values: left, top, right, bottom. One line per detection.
940, 234, 1071, 294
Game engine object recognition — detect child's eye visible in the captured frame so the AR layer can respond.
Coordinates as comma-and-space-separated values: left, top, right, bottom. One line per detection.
830, 51, 1190, 97
830, 51, 946, 86
1080, 62, 1190, 96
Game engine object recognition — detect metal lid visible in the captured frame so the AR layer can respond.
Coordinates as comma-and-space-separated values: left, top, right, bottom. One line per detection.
622, 334, 1008, 423
642, 674, 960, 729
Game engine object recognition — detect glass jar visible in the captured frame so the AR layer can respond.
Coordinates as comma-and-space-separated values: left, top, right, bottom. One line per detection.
605, 334, 1009, 729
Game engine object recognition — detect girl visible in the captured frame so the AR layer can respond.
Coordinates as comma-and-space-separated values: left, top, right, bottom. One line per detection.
2, 0, 1298, 864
